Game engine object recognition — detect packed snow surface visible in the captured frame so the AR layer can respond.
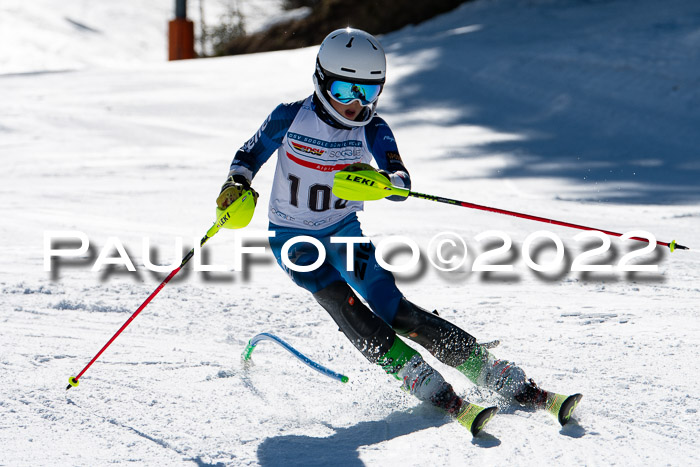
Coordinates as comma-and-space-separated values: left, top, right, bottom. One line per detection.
1, 0, 699, 465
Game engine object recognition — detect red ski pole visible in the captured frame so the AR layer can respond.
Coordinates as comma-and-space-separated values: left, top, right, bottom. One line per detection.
332, 166, 690, 252
407, 190, 687, 251
66, 191, 256, 390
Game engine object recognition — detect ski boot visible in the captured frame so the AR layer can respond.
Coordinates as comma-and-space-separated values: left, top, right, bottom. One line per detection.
398, 353, 498, 436
457, 344, 529, 399
458, 346, 582, 426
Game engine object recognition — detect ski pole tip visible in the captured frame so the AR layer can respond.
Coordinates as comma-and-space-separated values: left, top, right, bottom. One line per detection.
341, 375, 349, 383
66, 376, 79, 390
669, 240, 689, 252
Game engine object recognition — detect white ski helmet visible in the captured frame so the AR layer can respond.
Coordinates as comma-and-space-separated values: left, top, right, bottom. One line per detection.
313, 28, 386, 128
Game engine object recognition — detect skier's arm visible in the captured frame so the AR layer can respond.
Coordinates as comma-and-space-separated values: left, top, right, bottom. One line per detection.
218, 101, 302, 209
228, 101, 303, 181
365, 117, 411, 201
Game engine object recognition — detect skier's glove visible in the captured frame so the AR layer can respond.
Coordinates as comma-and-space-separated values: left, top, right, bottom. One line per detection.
342, 163, 409, 202
342, 163, 393, 183
377, 169, 392, 183
378, 170, 410, 202
216, 174, 259, 209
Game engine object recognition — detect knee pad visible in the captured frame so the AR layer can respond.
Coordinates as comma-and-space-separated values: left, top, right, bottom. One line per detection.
391, 298, 477, 367
313, 281, 395, 363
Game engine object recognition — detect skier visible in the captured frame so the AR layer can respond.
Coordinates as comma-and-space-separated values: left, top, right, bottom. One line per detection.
217, 28, 580, 434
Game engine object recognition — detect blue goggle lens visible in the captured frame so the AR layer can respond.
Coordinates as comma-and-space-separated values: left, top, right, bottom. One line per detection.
328, 80, 382, 106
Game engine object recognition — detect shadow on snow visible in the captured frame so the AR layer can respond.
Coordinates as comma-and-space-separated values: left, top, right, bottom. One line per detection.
381, 3, 700, 205
256, 404, 499, 466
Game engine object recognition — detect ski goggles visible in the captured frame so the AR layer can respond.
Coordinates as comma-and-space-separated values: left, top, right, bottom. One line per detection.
327, 80, 382, 106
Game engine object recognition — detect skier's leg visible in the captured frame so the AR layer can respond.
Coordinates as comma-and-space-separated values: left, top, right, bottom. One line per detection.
391, 298, 572, 420
312, 281, 462, 414
391, 298, 478, 366
316, 217, 544, 406
323, 215, 404, 324
312, 281, 393, 362
392, 299, 540, 402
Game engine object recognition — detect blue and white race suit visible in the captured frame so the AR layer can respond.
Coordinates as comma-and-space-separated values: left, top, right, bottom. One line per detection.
228, 95, 411, 323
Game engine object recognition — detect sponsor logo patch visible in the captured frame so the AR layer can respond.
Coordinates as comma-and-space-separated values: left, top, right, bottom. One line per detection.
291, 141, 325, 156
386, 151, 403, 163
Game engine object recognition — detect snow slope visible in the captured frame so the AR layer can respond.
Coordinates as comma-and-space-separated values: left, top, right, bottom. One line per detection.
1, 0, 699, 465
0, 0, 304, 73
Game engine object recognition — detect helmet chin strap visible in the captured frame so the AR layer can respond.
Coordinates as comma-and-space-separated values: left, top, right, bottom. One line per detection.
313, 75, 376, 128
